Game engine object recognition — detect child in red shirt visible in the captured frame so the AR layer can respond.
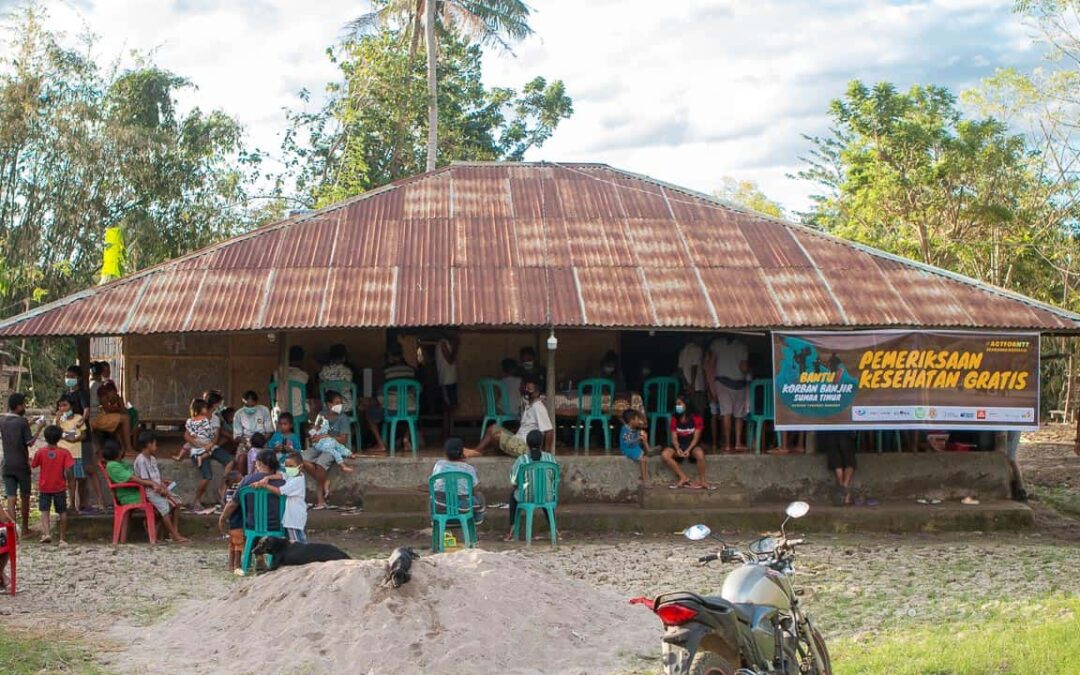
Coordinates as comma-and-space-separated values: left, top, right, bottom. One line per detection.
31, 425, 75, 546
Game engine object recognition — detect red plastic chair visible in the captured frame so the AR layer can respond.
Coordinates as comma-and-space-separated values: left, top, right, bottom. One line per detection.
0, 521, 15, 595
99, 462, 157, 544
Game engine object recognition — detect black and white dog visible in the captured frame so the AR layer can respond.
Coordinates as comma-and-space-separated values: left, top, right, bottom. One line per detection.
252, 537, 351, 571
383, 547, 419, 588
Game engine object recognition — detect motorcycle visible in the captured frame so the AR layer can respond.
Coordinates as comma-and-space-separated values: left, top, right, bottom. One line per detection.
631, 501, 831, 675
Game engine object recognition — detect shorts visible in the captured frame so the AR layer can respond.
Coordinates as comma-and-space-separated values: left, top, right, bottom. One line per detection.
822, 432, 857, 471
229, 529, 246, 554
39, 491, 68, 514
622, 445, 644, 462
3, 472, 31, 498
302, 448, 335, 470
671, 446, 700, 464
493, 426, 528, 457
286, 527, 307, 544
73, 458, 86, 480
81, 442, 97, 467
710, 381, 748, 418
192, 446, 232, 480
146, 489, 171, 516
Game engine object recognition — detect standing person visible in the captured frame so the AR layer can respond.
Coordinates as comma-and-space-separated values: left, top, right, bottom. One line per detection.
819, 431, 857, 506
661, 396, 709, 489
466, 375, 553, 457
619, 409, 651, 484
1, 393, 37, 536
707, 335, 750, 453
31, 425, 74, 545
1005, 431, 1028, 502
253, 452, 308, 543
677, 337, 707, 415
218, 449, 284, 573
103, 439, 188, 542
133, 431, 188, 542
436, 332, 460, 441
431, 438, 486, 525
505, 429, 556, 541
65, 366, 106, 515
55, 395, 87, 513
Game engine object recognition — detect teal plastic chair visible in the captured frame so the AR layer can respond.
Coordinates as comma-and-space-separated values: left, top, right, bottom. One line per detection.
318, 380, 360, 450
237, 486, 287, 574
643, 376, 680, 447
428, 471, 478, 552
512, 460, 560, 546
745, 378, 780, 454
383, 378, 421, 457
477, 378, 518, 437
269, 379, 309, 427
574, 378, 615, 453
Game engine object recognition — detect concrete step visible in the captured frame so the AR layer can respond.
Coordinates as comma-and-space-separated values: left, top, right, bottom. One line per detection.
52, 500, 1032, 542
639, 486, 749, 509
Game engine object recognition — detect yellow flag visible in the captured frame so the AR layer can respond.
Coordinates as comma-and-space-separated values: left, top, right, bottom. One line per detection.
100, 227, 125, 284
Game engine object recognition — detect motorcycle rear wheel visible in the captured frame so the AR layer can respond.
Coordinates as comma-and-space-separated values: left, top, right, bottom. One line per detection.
689, 651, 736, 675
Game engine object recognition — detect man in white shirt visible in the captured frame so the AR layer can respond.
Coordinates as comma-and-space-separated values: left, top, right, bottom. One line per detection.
466, 375, 553, 457
435, 332, 459, 440
677, 337, 707, 413
707, 335, 750, 452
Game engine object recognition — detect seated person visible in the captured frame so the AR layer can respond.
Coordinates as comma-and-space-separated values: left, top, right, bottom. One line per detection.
132, 431, 189, 543
233, 391, 273, 458
431, 438, 485, 525
466, 375, 552, 458
217, 449, 284, 573
500, 357, 522, 416
597, 350, 628, 392
245, 433, 269, 477
619, 409, 650, 483
90, 387, 134, 456
505, 429, 556, 541
661, 396, 709, 489
103, 439, 187, 542
818, 430, 857, 506
302, 391, 354, 509
318, 343, 357, 410
267, 412, 302, 462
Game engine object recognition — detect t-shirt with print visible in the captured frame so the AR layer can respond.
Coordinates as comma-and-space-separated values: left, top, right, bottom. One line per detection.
0, 413, 33, 474
233, 405, 273, 443
431, 459, 477, 495
106, 460, 141, 505
515, 399, 553, 442
319, 363, 355, 409
671, 414, 704, 451
31, 446, 74, 493
619, 424, 644, 458
56, 413, 85, 455
133, 452, 163, 484
186, 416, 214, 454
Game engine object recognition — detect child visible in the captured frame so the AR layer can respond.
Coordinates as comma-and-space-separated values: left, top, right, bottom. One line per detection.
505, 429, 556, 541
431, 438, 486, 524
222, 470, 243, 507
267, 412, 302, 464
254, 452, 307, 543
31, 425, 74, 545
619, 409, 650, 483
103, 439, 188, 543
245, 432, 268, 477
218, 449, 284, 573
54, 394, 86, 513
307, 394, 354, 470
177, 398, 214, 465
661, 396, 709, 489
132, 431, 189, 543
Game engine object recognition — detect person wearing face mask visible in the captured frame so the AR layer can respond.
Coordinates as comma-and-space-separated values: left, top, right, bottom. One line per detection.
596, 351, 628, 392
661, 396, 710, 489
62, 367, 107, 514
466, 375, 553, 458
54, 394, 88, 513
233, 391, 273, 450
516, 346, 547, 392
302, 391, 354, 509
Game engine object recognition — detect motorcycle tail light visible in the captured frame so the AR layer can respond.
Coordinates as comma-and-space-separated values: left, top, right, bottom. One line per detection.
655, 603, 698, 626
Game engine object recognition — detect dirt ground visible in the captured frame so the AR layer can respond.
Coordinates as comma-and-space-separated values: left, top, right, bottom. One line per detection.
2, 437, 1079, 673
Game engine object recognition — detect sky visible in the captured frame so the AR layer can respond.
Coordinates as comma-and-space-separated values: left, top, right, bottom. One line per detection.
25, 0, 1047, 213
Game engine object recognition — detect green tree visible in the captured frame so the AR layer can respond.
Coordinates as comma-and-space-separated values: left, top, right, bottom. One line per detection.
282, 27, 572, 206
713, 177, 784, 218
347, 0, 534, 171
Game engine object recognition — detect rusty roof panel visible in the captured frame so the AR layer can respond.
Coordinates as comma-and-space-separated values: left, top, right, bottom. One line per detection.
760, 268, 846, 327
396, 267, 452, 325
699, 268, 783, 328
187, 269, 271, 332
399, 219, 452, 267
576, 266, 652, 326
262, 267, 331, 329
1, 162, 1075, 336
625, 218, 692, 268
324, 268, 395, 327
644, 268, 715, 326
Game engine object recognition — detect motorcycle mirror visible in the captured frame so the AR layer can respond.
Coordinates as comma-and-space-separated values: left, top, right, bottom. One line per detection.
785, 501, 810, 519
683, 524, 711, 541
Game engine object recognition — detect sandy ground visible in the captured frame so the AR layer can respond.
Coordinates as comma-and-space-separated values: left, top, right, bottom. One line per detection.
1, 440, 1078, 673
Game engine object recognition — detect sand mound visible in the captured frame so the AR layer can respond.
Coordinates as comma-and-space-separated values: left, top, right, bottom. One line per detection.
117, 549, 657, 674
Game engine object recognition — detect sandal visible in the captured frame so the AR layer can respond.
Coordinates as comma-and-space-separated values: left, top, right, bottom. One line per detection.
961, 497, 979, 505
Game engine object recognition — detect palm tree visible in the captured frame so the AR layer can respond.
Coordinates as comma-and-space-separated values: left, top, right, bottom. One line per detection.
345, 0, 534, 172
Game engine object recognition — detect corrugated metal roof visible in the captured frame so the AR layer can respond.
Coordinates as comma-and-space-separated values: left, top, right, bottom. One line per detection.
1, 161, 1077, 337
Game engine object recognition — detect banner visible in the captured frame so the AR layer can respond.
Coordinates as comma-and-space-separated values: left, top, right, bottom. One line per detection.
772, 330, 1039, 431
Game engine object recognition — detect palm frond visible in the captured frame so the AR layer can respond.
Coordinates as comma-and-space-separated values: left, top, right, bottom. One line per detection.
443, 0, 534, 50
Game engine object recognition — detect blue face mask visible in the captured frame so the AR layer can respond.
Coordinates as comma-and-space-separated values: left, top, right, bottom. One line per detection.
243, 406, 256, 415
64, 378, 78, 388
675, 405, 686, 415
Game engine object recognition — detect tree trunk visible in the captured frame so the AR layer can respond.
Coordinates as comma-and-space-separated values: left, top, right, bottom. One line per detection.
424, 0, 438, 172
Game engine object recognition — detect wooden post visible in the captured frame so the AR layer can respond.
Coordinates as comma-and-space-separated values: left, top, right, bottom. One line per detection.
76, 336, 91, 391
276, 332, 289, 412
546, 330, 557, 454
13, 299, 29, 392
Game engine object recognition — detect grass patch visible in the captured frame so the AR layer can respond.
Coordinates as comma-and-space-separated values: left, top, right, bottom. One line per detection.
831, 595, 1080, 675
0, 629, 102, 674
1032, 486, 1080, 518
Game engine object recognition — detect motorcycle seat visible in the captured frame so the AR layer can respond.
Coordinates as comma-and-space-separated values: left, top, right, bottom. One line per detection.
699, 596, 754, 624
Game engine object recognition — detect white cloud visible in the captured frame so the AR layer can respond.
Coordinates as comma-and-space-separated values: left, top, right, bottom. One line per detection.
27, 0, 1043, 213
